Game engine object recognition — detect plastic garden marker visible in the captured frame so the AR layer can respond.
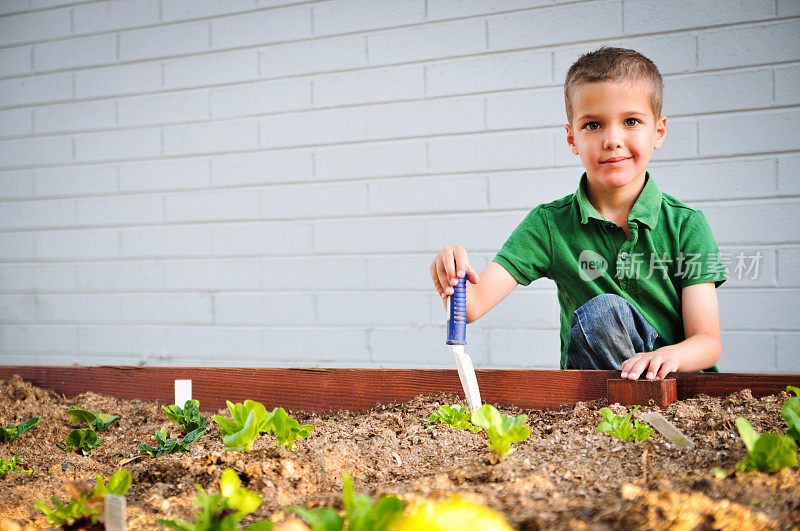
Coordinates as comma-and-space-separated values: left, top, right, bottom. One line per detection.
174, 380, 191, 407
447, 275, 481, 412
640, 411, 694, 450
104, 494, 125, 531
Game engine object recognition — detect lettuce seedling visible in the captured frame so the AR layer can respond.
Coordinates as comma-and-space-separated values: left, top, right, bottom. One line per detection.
56, 428, 105, 454
428, 405, 482, 433
163, 399, 208, 434
597, 406, 654, 442
67, 405, 121, 432
35, 469, 131, 527
212, 400, 271, 452
138, 426, 206, 457
470, 404, 531, 462
735, 416, 798, 473
782, 386, 800, 444
263, 407, 314, 449
0, 452, 34, 478
289, 471, 404, 531
0, 417, 40, 443
158, 468, 273, 530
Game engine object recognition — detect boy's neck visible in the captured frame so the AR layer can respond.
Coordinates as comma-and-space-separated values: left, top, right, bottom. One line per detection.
584, 172, 647, 233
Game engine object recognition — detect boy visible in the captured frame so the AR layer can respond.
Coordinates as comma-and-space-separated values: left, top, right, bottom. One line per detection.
430, 47, 726, 380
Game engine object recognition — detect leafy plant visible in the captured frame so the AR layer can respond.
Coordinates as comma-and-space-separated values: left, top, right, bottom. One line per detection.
163, 400, 208, 434
782, 386, 800, 444
428, 405, 481, 433
56, 428, 105, 454
288, 471, 404, 531
138, 426, 206, 457
212, 400, 272, 452
264, 407, 314, 449
735, 416, 798, 473
158, 468, 273, 530
470, 404, 530, 462
0, 417, 40, 443
34, 469, 131, 527
67, 405, 121, 432
0, 452, 34, 478
597, 406, 654, 442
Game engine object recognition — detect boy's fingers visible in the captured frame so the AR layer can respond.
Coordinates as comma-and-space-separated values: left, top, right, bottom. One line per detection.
435, 256, 454, 296
430, 262, 445, 298
442, 247, 457, 282
645, 358, 662, 380
626, 357, 650, 380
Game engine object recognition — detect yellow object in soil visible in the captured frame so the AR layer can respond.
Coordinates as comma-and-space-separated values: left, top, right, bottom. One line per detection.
393, 497, 513, 531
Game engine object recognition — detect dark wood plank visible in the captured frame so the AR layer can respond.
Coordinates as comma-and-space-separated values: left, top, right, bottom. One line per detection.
0, 367, 797, 413
606, 378, 677, 408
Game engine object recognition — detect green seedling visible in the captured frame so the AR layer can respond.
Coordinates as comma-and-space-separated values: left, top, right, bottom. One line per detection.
56, 428, 105, 454
735, 416, 798, 473
782, 386, 800, 444
212, 400, 272, 452
138, 426, 206, 457
0, 452, 34, 478
163, 399, 208, 434
67, 405, 121, 432
35, 469, 131, 527
264, 407, 314, 449
597, 406, 654, 442
428, 405, 481, 433
288, 471, 404, 531
158, 468, 273, 530
470, 404, 531, 462
0, 417, 40, 443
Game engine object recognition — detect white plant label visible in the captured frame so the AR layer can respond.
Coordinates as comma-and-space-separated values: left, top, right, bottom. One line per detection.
104, 494, 126, 531
174, 379, 192, 406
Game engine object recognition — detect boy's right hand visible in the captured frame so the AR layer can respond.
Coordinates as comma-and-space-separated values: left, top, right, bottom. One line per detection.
430, 245, 480, 300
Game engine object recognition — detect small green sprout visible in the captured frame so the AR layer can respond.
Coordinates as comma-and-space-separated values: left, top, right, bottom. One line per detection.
0, 417, 40, 443
735, 416, 798, 473
288, 471, 404, 531
158, 468, 272, 530
428, 405, 481, 433
0, 452, 34, 477
212, 400, 272, 452
56, 428, 105, 454
138, 426, 206, 457
163, 400, 208, 434
782, 386, 800, 444
470, 404, 530, 462
264, 407, 314, 449
597, 406, 654, 442
35, 469, 131, 527
67, 405, 121, 432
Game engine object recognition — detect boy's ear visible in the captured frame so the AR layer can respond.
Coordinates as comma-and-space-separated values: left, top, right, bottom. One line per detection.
653, 115, 667, 149
565, 124, 579, 155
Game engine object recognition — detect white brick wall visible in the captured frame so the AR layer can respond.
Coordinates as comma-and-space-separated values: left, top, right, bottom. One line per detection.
0, 0, 797, 373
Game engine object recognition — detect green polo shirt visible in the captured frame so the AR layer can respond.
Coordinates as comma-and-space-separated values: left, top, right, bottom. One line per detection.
494, 173, 726, 369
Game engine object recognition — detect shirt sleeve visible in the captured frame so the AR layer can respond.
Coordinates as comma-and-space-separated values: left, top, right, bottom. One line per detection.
679, 210, 727, 288
493, 206, 552, 286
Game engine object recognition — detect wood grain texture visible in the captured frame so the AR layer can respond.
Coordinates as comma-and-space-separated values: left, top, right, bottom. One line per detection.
0, 367, 797, 413
606, 378, 677, 408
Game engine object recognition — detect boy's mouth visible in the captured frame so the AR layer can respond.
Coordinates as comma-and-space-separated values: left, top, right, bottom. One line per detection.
600, 156, 631, 165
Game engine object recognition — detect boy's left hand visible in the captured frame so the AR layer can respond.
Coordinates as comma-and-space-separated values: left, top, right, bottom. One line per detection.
620, 347, 680, 380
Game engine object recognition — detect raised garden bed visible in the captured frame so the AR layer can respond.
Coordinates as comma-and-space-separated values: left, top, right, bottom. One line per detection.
1, 368, 799, 529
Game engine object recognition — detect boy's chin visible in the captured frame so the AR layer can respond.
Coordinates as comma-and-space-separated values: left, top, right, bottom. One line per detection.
588, 170, 646, 189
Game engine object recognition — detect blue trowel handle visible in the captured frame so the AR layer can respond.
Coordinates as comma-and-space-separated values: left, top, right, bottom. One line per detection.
446, 276, 467, 345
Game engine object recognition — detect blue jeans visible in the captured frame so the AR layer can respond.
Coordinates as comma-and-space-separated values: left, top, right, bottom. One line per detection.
565, 294, 658, 370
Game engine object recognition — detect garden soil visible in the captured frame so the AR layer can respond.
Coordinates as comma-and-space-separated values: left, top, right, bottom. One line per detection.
1, 374, 799, 530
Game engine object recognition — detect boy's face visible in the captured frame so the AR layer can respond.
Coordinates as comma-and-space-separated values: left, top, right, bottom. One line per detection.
565, 80, 666, 191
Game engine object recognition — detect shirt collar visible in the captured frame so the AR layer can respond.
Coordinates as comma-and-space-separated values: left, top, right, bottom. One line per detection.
575, 172, 662, 229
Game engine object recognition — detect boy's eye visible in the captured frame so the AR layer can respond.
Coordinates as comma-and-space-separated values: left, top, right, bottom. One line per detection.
583, 122, 600, 131
624, 118, 640, 127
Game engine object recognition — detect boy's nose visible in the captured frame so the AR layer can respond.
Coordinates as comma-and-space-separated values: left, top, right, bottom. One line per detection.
603, 130, 622, 149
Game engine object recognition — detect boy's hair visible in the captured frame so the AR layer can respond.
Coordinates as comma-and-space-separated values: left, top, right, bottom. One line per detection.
564, 47, 663, 123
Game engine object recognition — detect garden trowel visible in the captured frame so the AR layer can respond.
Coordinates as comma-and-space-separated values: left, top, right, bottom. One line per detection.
446, 275, 482, 412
